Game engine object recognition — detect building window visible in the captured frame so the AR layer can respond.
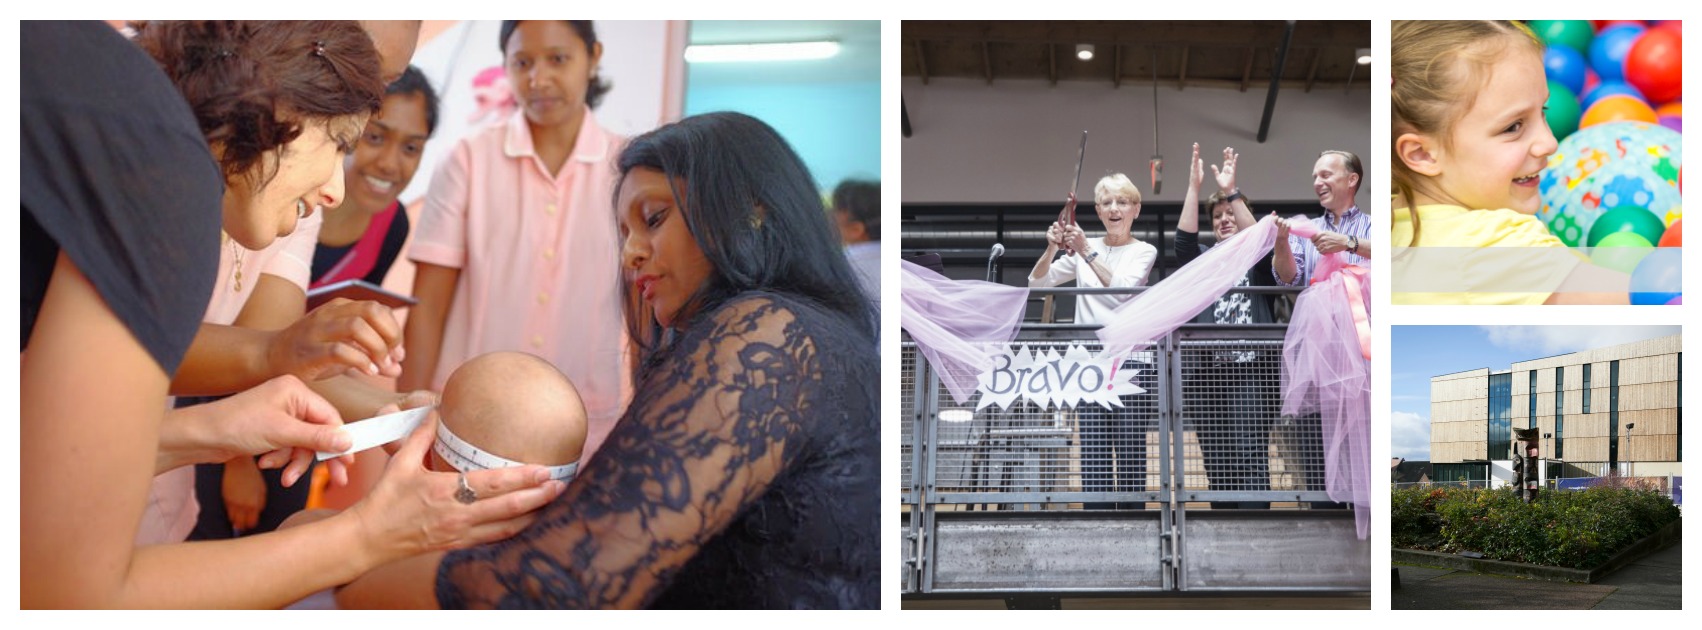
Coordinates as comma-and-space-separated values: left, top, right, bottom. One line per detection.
1489, 372, 1512, 460
1529, 370, 1537, 431
1555, 366, 1564, 461
1610, 360, 1620, 469
1583, 363, 1592, 414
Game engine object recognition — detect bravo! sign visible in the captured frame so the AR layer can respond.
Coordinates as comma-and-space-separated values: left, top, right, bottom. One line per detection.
975, 344, 1143, 411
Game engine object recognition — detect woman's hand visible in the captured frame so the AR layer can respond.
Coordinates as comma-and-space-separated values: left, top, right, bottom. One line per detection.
160, 374, 354, 486
1063, 224, 1090, 256
222, 457, 268, 533
1188, 142, 1205, 192
1211, 146, 1238, 192
347, 413, 568, 560
266, 298, 404, 382
1274, 214, 1292, 240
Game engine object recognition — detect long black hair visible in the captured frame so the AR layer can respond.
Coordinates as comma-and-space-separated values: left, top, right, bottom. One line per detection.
615, 111, 876, 363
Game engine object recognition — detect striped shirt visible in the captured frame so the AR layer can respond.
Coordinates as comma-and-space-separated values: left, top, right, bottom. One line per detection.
1280, 205, 1371, 286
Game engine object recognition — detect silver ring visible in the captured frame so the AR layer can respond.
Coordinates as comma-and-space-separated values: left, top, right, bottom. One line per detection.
455, 472, 477, 505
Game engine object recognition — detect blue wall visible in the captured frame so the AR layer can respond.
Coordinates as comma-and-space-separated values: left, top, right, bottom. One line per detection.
684, 81, 881, 192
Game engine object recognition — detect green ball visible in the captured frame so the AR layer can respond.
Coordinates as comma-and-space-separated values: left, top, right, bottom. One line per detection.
1586, 205, 1667, 248
1544, 80, 1581, 140
1527, 20, 1595, 53
1589, 231, 1654, 274
1549, 213, 1585, 247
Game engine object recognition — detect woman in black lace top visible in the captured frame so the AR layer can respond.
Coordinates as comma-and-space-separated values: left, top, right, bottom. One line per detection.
338, 112, 880, 609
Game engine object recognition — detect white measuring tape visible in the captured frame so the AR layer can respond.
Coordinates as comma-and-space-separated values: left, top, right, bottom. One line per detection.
433, 421, 578, 482
315, 405, 580, 482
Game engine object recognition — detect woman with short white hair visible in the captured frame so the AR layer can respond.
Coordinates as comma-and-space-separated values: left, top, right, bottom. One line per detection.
1029, 173, 1158, 511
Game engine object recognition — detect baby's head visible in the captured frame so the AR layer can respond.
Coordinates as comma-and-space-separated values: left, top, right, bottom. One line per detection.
1393, 21, 1555, 227
432, 352, 586, 480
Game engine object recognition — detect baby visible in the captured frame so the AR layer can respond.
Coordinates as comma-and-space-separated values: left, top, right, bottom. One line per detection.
431, 351, 586, 481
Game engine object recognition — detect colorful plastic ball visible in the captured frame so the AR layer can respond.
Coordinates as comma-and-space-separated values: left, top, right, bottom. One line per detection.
1539, 122, 1683, 247
1628, 248, 1681, 304
1584, 68, 1601, 96
1581, 81, 1646, 111
1654, 21, 1682, 35
1655, 102, 1682, 117
1582, 95, 1659, 128
1544, 45, 1590, 95
1626, 28, 1682, 105
1587, 205, 1667, 247
1544, 81, 1583, 139
1658, 115, 1682, 132
1589, 24, 1647, 83
1659, 218, 1682, 247
1590, 231, 1655, 274
1529, 20, 1596, 54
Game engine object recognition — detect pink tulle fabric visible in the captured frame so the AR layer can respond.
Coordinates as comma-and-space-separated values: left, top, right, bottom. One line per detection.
900, 260, 1031, 404
1095, 215, 1281, 355
1281, 243, 1372, 539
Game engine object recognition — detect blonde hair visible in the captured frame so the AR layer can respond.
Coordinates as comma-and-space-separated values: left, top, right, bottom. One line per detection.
1094, 173, 1142, 204
1391, 20, 1543, 246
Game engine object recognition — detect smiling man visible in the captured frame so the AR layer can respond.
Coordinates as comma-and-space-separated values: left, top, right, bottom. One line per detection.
1274, 150, 1372, 286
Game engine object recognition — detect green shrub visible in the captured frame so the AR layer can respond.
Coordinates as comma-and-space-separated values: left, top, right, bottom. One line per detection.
1389, 485, 1679, 569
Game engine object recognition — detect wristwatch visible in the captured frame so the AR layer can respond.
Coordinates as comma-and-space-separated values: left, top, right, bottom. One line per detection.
1084, 250, 1100, 264
1226, 189, 1246, 204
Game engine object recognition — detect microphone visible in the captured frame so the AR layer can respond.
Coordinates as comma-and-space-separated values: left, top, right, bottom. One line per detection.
987, 243, 1005, 282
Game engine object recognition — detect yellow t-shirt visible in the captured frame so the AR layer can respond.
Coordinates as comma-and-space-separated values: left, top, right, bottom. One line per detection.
1391, 204, 1586, 305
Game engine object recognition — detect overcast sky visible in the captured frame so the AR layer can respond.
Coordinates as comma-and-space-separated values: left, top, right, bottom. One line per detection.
1391, 326, 1682, 462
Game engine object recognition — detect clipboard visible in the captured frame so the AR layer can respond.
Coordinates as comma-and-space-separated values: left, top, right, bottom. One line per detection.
306, 279, 418, 310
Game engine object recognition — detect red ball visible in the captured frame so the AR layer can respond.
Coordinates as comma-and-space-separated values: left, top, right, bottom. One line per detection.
1658, 218, 1681, 247
1627, 29, 1683, 105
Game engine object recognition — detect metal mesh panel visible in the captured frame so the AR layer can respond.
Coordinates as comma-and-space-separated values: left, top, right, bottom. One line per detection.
901, 343, 917, 502
928, 340, 1158, 509
1176, 338, 1321, 508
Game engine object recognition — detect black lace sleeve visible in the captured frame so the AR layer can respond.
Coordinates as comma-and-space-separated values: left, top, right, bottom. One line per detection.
435, 294, 826, 608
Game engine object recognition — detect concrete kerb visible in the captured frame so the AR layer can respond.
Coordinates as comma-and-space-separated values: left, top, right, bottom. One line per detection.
1391, 519, 1682, 584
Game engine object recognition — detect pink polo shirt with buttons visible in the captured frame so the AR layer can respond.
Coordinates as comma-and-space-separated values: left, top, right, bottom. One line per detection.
410, 107, 632, 460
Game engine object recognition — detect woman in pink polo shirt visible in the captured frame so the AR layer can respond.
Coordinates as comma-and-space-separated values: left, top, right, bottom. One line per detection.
403, 20, 629, 462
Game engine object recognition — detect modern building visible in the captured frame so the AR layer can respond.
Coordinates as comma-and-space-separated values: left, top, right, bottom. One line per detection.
1429, 335, 1681, 486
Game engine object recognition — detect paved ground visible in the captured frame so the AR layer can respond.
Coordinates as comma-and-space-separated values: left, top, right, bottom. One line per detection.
1393, 541, 1680, 610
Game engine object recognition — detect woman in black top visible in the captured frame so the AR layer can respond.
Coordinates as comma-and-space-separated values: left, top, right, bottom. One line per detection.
20, 22, 558, 608
340, 112, 881, 609
1172, 143, 1278, 510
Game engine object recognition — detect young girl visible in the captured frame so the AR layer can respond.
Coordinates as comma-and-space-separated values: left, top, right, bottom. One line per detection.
1391, 20, 1628, 305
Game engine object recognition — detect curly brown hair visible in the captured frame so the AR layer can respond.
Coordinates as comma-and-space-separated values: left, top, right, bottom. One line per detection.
133, 21, 384, 189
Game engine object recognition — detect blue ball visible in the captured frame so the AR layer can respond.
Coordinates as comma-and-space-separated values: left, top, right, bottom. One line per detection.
1629, 247, 1681, 305
1581, 81, 1647, 112
1589, 24, 1646, 83
1544, 45, 1589, 96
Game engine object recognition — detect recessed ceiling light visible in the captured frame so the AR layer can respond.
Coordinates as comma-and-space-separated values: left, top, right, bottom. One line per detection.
1076, 43, 1095, 61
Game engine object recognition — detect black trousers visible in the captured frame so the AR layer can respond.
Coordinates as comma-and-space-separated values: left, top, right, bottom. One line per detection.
1078, 364, 1156, 510
1192, 359, 1274, 509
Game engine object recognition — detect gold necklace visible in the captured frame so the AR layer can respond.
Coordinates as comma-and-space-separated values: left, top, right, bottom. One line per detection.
221, 231, 246, 292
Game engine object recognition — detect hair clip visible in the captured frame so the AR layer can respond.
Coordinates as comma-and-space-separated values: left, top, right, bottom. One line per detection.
313, 40, 327, 57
